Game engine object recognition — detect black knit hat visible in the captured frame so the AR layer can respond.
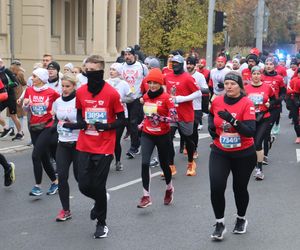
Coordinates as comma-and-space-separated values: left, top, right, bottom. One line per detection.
47, 61, 60, 72
224, 71, 244, 89
186, 56, 198, 65
246, 54, 259, 65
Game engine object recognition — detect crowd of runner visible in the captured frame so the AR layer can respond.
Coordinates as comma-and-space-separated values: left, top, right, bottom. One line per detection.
1, 45, 300, 240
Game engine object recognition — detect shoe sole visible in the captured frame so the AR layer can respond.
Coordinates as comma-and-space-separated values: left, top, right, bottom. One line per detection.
211, 228, 227, 241
255, 176, 264, 181
47, 188, 58, 195
137, 202, 152, 208
94, 227, 109, 239
126, 153, 134, 159
29, 192, 43, 196
56, 216, 72, 222
232, 220, 248, 234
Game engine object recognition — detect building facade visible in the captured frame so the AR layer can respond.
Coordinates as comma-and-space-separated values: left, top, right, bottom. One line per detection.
0, 0, 140, 76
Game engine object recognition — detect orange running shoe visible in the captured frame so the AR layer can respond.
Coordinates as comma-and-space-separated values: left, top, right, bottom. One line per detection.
161, 165, 177, 177
186, 161, 197, 176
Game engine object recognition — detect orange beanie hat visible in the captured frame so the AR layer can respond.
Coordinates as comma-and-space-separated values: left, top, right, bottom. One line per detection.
146, 68, 164, 85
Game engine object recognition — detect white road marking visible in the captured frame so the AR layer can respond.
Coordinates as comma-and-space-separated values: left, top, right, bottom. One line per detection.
296, 149, 300, 162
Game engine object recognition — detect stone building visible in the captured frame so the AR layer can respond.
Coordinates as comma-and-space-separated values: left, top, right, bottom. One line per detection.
0, 0, 140, 76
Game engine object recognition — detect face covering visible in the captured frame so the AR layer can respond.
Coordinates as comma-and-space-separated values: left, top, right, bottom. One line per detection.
86, 70, 105, 97
173, 63, 184, 75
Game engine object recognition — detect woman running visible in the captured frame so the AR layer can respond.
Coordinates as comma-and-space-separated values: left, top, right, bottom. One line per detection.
208, 71, 256, 240
245, 66, 275, 180
137, 68, 177, 208
23, 68, 60, 196
52, 73, 80, 221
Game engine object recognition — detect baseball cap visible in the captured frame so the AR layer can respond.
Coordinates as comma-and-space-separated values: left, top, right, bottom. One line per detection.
171, 55, 184, 64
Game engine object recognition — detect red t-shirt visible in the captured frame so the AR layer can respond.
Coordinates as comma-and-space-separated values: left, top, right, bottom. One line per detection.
261, 74, 285, 99
245, 83, 274, 118
165, 72, 199, 122
142, 92, 174, 135
241, 68, 252, 86
211, 96, 255, 152
24, 87, 60, 126
162, 67, 173, 75
76, 83, 124, 154
197, 68, 210, 83
291, 76, 300, 94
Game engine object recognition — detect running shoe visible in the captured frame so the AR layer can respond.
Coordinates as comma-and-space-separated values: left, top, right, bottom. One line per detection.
4, 162, 15, 186
0, 127, 13, 138
149, 157, 159, 168
164, 187, 174, 205
272, 124, 280, 135
94, 221, 109, 239
9, 127, 15, 136
47, 183, 58, 195
186, 161, 197, 176
126, 147, 140, 159
295, 137, 300, 144
198, 124, 203, 131
233, 218, 248, 234
137, 196, 152, 208
29, 186, 43, 196
56, 210, 72, 222
211, 222, 226, 241
254, 169, 264, 181
115, 161, 124, 171
193, 151, 199, 159
12, 132, 24, 141
262, 156, 268, 165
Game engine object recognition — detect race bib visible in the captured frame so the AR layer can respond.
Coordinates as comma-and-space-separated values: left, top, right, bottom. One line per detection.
31, 103, 47, 116
248, 94, 263, 105
57, 121, 72, 137
220, 132, 241, 149
143, 103, 158, 117
85, 108, 107, 124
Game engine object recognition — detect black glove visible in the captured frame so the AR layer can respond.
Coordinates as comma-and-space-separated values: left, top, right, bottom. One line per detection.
94, 122, 109, 131
217, 82, 224, 89
63, 122, 78, 130
208, 126, 218, 139
217, 109, 235, 124
76, 120, 87, 130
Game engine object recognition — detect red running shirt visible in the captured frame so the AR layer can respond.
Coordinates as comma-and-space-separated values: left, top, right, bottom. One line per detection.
165, 72, 199, 122
245, 83, 274, 119
211, 96, 255, 152
241, 68, 252, 86
291, 76, 300, 94
142, 92, 175, 136
261, 74, 285, 99
24, 87, 60, 126
76, 83, 124, 154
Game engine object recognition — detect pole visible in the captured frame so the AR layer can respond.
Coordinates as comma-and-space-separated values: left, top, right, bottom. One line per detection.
256, 0, 265, 51
206, 0, 215, 69
9, 0, 15, 62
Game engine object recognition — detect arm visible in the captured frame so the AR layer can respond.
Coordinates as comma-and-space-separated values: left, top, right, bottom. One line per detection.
232, 120, 256, 138
174, 90, 202, 104
94, 111, 125, 131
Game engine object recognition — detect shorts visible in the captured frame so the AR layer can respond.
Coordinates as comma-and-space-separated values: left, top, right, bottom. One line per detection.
0, 89, 16, 114
170, 121, 194, 136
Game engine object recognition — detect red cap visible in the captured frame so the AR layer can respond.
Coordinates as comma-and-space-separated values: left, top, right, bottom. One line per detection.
250, 48, 260, 57
199, 58, 206, 66
216, 56, 227, 63
146, 68, 164, 85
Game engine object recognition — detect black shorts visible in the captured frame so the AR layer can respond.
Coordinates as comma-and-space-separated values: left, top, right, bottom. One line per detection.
0, 88, 16, 114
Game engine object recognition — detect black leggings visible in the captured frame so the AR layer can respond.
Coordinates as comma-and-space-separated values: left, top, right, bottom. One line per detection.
290, 103, 300, 137
30, 128, 58, 184
170, 126, 195, 164
0, 153, 10, 172
77, 152, 113, 224
56, 142, 79, 211
141, 132, 171, 191
209, 150, 256, 219
115, 124, 125, 162
255, 118, 271, 151
263, 108, 281, 156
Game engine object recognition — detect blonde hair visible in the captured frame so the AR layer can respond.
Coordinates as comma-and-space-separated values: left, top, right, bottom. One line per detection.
62, 72, 77, 85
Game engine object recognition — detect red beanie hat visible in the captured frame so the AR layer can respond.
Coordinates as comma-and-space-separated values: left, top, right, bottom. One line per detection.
146, 68, 164, 85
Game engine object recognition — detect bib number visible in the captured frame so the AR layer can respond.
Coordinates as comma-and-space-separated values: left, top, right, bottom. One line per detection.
220, 133, 241, 149
143, 103, 158, 117
57, 121, 72, 137
85, 108, 107, 136
31, 103, 47, 116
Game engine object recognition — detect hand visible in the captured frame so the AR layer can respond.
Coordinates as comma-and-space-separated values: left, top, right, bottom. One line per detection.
138, 123, 143, 131
217, 109, 235, 123
62, 122, 74, 130
94, 122, 109, 131
23, 98, 30, 106
265, 102, 270, 108
140, 97, 144, 104
217, 82, 224, 89
17, 98, 22, 105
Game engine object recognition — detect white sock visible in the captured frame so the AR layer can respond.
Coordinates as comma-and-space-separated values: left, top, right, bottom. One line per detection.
143, 188, 150, 197
216, 218, 225, 224
166, 181, 173, 191
237, 215, 245, 220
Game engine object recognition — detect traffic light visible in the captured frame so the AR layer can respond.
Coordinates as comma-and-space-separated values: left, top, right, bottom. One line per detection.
214, 11, 227, 33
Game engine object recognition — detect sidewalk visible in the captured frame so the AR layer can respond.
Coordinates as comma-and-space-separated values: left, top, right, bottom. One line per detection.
0, 116, 32, 154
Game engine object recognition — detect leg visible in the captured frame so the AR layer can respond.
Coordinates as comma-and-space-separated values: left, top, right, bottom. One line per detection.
169, 126, 177, 165
127, 99, 143, 150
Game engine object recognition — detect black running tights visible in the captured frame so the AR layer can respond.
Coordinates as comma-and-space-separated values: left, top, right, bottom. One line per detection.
0, 153, 10, 172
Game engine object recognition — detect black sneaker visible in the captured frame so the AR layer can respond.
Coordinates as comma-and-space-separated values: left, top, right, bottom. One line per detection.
149, 157, 159, 168
12, 132, 24, 141
126, 147, 140, 159
1, 128, 13, 138
94, 222, 109, 238
211, 222, 226, 241
4, 163, 16, 187
9, 128, 15, 136
232, 218, 248, 234
115, 161, 124, 171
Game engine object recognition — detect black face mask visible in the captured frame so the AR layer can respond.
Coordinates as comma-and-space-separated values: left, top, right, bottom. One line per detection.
86, 70, 105, 97
173, 63, 184, 75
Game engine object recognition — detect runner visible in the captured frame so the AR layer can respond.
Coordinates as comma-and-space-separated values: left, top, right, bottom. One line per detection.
245, 66, 274, 180
23, 68, 60, 196
209, 71, 256, 240
137, 68, 177, 208
241, 53, 260, 86
47, 61, 62, 94
75, 55, 124, 238
52, 72, 80, 221
289, 68, 300, 143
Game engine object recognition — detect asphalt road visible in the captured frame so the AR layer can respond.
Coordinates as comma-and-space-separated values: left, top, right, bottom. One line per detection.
1, 112, 300, 250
